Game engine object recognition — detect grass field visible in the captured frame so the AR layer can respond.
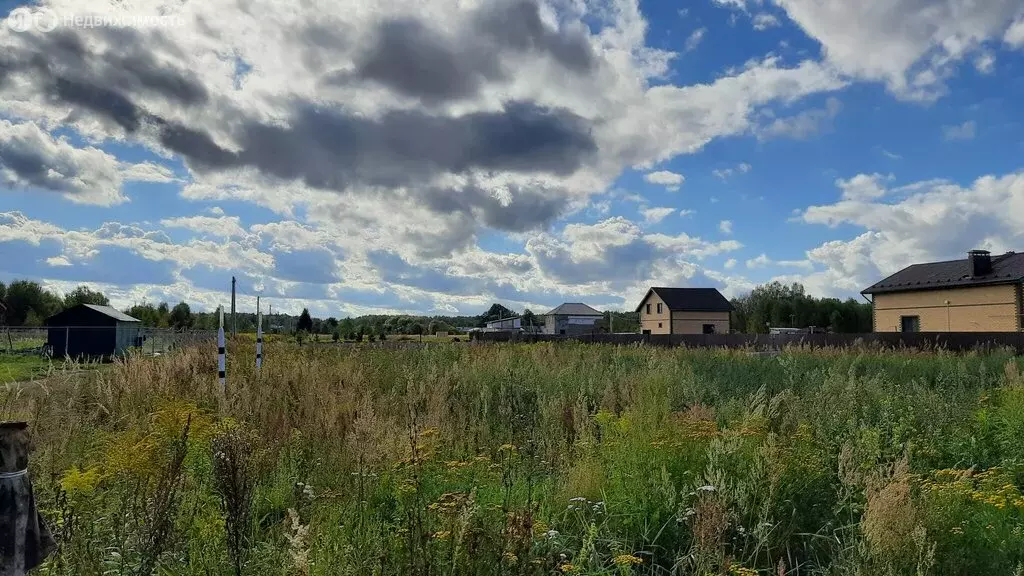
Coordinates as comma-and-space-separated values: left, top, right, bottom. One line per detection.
4, 342, 1024, 575
0, 353, 52, 382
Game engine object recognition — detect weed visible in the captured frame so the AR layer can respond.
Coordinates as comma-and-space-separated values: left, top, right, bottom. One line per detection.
12, 342, 1024, 575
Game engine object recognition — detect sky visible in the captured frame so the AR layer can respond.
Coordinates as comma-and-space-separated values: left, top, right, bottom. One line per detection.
1, 0, 1023, 318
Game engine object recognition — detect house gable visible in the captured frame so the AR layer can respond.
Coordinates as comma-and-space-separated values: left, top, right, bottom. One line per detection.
635, 287, 733, 313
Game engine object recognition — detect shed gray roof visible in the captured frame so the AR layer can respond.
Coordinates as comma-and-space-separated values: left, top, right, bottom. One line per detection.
862, 251, 1024, 295
544, 303, 603, 316
81, 304, 141, 322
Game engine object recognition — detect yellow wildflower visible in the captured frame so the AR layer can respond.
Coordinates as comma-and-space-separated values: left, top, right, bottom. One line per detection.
613, 554, 643, 566
60, 466, 103, 496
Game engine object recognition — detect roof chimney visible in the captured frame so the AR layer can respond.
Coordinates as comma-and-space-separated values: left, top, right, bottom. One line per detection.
968, 250, 992, 277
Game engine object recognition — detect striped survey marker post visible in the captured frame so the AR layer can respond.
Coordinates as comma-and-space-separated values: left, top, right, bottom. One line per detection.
218, 307, 226, 391
256, 309, 263, 369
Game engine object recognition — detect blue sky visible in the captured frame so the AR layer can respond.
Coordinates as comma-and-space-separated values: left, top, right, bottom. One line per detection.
1, 0, 1024, 317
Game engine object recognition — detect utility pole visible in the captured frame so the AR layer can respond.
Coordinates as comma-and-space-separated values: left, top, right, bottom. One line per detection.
256, 297, 263, 370
230, 276, 237, 337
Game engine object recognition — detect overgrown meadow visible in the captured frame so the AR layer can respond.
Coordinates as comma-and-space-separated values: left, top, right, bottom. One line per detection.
4, 342, 1024, 575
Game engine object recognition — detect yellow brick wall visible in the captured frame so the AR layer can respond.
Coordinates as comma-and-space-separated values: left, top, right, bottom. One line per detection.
1018, 284, 1024, 332
671, 311, 731, 335
873, 284, 1022, 332
639, 291, 672, 334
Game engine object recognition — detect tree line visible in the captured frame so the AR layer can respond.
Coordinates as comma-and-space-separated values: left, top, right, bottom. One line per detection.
0, 280, 200, 329
729, 281, 872, 333
1, 278, 872, 335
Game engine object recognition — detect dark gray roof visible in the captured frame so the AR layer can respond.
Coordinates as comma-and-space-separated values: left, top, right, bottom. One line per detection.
862, 252, 1024, 295
544, 303, 603, 316
81, 304, 141, 322
635, 287, 733, 313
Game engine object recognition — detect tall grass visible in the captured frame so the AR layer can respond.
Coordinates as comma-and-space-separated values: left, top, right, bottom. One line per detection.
4, 342, 1024, 575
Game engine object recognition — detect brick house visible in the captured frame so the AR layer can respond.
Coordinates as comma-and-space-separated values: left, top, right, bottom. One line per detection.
862, 250, 1024, 332
635, 287, 733, 335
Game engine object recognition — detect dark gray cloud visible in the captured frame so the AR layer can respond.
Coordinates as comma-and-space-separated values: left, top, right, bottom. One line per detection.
2, 3, 600, 248
5, 8, 597, 184
0, 136, 63, 188
271, 247, 340, 284
0, 121, 120, 201
156, 121, 238, 168
155, 101, 595, 190
343, 0, 595, 102
9, 28, 207, 116
353, 19, 503, 102
475, 0, 595, 73
420, 183, 568, 232
370, 250, 482, 295
531, 237, 657, 285
55, 77, 144, 132
296, 22, 354, 72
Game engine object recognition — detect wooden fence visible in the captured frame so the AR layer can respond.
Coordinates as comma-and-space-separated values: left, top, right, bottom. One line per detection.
470, 331, 1024, 353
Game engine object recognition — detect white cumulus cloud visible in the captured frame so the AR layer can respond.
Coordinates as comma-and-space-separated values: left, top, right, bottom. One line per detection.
752, 13, 781, 30
774, 0, 1022, 100
643, 170, 685, 191
943, 121, 976, 141
641, 207, 676, 224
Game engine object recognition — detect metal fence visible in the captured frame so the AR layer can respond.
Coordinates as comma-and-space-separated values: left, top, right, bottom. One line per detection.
471, 331, 1024, 353
0, 326, 218, 358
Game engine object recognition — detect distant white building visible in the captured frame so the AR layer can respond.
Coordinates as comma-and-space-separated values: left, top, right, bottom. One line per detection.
542, 303, 603, 335
484, 317, 521, 331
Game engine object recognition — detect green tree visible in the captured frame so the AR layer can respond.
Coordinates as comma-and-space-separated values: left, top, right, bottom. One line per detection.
62, 285, 110, 309
730, 281, 872, 333
521, 309, 538, 330
157, 302, 170, 327
297, 308, 314, 333
478, 303, 515, 326
169, 302, 194, 329
339, 317, 355, 336
427, 320, 453, 334
126, 303, 161, 327
4, 280, 62, 326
